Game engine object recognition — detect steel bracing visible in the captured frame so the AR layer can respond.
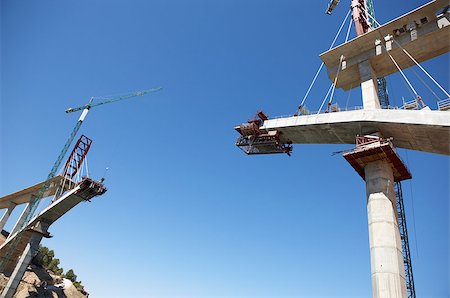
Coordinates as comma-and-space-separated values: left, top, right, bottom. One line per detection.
394, 182, 416, 298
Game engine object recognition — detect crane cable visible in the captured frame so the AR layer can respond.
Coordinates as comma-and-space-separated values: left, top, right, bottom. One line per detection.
328, 14, 354, 106
361, 6, 450, 99
317, 14, 353, 114
410, 67, 442, 102
0, 87, 162, 274
359, 13, 419, 97
297, 9, 352, 114
317, 84, 335, 114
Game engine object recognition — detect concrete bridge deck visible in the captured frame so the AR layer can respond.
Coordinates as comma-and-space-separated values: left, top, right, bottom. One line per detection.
0, 178, 106, 275
0, 176, 71, 210
320, 0, 450, 90
262, 109, 450, 155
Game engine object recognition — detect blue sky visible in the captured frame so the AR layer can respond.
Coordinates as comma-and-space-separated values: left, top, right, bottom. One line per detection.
1, 0, 448, 297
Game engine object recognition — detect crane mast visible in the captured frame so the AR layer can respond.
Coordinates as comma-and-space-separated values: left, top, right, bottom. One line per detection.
0, 87, 162, 275
17, 87, 162, 233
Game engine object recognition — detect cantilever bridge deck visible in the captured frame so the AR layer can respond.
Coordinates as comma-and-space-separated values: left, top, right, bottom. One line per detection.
261, 109, 450, 155
0, 178, 106, 275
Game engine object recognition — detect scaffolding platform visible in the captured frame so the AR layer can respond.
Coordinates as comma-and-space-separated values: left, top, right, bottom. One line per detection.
343, 136, 412, 182
235, 111, 292, 156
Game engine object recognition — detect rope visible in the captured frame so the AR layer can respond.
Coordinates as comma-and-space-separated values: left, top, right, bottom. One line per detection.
299, 9, 352, 109
362, 6, 450, 98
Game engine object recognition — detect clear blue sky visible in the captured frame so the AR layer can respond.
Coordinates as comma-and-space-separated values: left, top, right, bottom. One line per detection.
1, 0, 448, 297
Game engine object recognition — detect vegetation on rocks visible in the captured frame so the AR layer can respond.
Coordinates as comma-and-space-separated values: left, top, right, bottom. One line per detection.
33, 245, 86, 294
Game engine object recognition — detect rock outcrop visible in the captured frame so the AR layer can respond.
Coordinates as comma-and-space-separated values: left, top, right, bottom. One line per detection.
0, 266, 87, 298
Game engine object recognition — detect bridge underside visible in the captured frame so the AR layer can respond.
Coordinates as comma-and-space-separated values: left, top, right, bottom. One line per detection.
320, 0, 450, 90
262, 109, 450, 155
0, 178, 106, 275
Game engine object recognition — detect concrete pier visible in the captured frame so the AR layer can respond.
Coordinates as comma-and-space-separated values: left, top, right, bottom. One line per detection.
343, 137, 410, 298
359, 61, 382, 110
365, 160, 407, 298
1, 230, 44, 298
0, 178, 107, 296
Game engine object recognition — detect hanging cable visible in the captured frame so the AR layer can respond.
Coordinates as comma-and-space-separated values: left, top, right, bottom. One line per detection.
317, 84, 334, 114
400, 77, 416, 101
345, 84, 353, 110
327, 20, 352, 109
362, 6, 450, 98
297, 9, 352, 112
327, 55, 345, 108
403, 149, 419, 258
387, 51, 418, 96
359, 12, 419, 97
84, 156, 90, 178
410, 67, 442, 102
344, 13, 353, 42
399, 47, 450, 98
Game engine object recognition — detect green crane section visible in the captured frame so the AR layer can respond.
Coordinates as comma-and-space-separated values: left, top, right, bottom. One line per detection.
6, 87, 163, 241
0, 87, 162, 295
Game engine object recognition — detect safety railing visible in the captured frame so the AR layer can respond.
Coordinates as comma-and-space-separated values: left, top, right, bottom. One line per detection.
437, 98, 450, 111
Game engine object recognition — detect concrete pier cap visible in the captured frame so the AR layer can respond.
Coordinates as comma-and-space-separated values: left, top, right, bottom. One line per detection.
343, 135, 409, 298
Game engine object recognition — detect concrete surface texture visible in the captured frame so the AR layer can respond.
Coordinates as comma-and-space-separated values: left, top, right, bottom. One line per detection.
262, 109, 450, 155
365, 160, 407, 298
320, 0, 450, 90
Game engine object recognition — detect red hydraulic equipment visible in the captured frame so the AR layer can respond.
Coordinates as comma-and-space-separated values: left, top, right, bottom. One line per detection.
351, 0, 370, 36
235, 111, 292, 156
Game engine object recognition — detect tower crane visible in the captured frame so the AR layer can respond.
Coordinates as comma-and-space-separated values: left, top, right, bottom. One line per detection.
0, 86, 162, 273
23, 86, 163, 229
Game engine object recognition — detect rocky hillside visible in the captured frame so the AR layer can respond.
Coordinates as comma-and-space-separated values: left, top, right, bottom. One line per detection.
0, 265, 87, 298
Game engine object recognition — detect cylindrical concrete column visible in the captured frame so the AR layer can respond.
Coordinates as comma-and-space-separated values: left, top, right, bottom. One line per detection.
365, 160, 407, 298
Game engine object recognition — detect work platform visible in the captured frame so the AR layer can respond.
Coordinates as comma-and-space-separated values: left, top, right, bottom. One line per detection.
343, 136, 412, 182
320, 0, 450, 90
261, 109, 450, 155
0, 178, 106, 275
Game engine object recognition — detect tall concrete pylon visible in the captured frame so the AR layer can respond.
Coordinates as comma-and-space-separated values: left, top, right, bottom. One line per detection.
235, 1, 450, 297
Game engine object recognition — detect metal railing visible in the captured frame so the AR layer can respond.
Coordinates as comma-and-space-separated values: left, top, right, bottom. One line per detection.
437, 98, 450, 111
